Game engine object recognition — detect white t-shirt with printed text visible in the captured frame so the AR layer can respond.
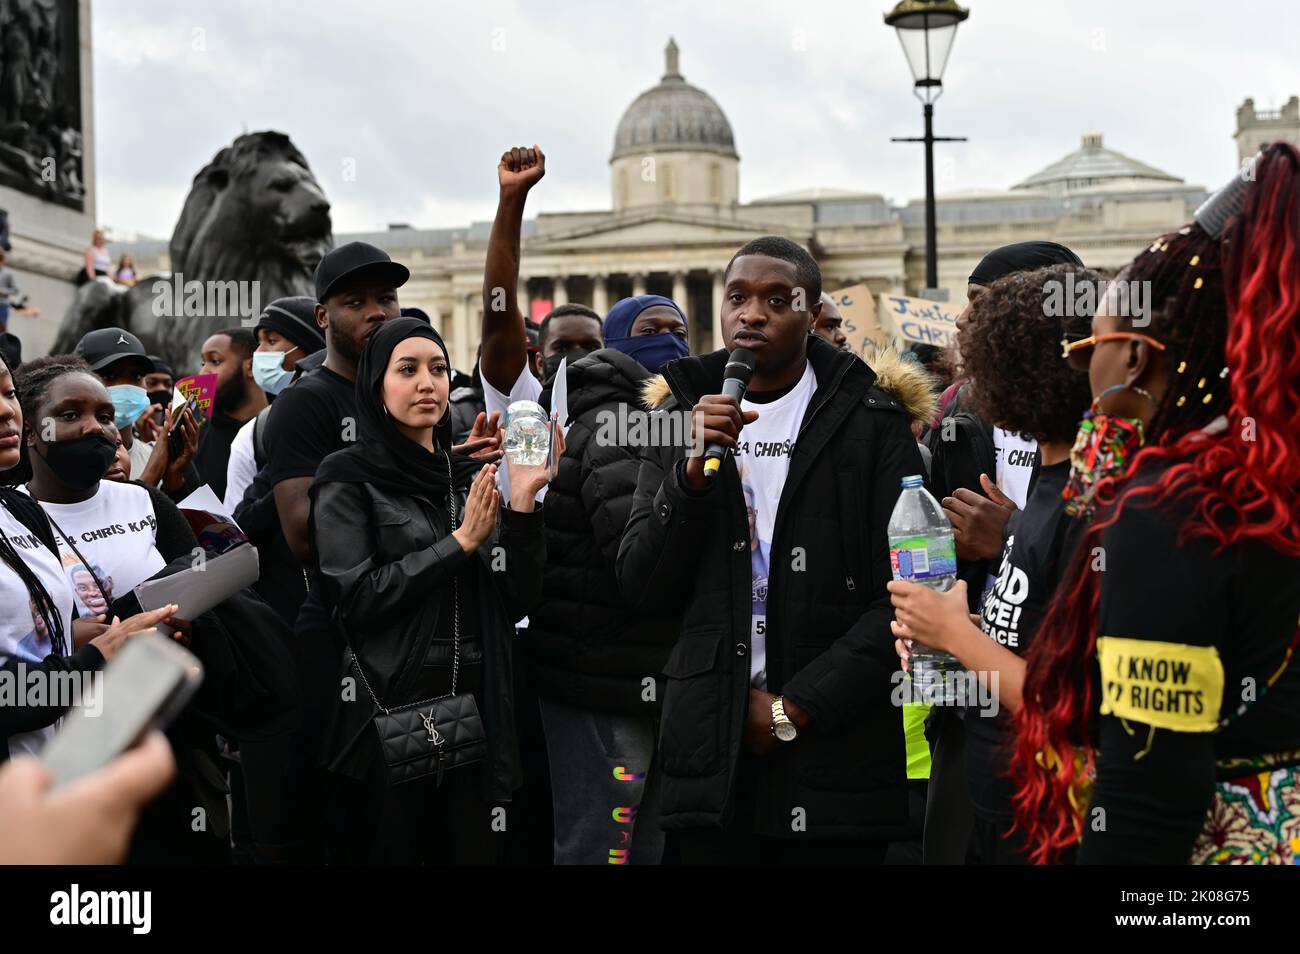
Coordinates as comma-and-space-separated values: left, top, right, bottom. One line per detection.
0, 503, 76, 756
37, 480, 167, 619
737, 362, 817, 690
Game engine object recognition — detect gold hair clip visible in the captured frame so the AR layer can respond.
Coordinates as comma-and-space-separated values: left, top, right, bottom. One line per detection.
1177, 361, 1187, 374
1194, 277, 1204, 289
1176, 396, 1187, 407
1202, 393, 1213, 404
1197, 377, 1206, 389
1189, 255, 1200, 266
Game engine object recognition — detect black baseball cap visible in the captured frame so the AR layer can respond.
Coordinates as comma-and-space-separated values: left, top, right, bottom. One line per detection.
75, 327, 155, 375
314, 241, 410, 303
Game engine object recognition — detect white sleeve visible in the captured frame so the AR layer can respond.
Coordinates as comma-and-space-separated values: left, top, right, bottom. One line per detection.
482, 364, 543, 421
222, 419, 259, 516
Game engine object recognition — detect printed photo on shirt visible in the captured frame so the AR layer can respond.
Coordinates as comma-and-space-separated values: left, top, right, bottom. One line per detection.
15, 597, 53, 663
63, 553, 115, 618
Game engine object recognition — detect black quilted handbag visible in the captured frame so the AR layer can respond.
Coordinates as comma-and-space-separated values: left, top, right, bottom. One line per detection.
349, 454, 487, 787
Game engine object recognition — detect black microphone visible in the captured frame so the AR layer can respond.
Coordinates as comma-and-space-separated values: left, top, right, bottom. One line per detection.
702, 348, 756, 479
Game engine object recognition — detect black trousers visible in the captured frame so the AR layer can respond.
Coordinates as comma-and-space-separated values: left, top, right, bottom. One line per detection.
327, 764, 507, 865
672, 754, 888, 866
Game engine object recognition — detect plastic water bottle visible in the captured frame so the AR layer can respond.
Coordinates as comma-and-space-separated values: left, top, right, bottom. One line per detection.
504, 400, 551, 467
888, 474, 964, 704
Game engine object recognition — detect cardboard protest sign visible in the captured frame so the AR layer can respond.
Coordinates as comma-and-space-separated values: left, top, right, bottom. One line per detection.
877, 294, 960, 350
826, 284, 889, 359
172, 373, 218, 428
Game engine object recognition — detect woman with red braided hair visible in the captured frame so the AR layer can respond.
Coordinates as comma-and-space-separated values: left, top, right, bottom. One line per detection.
1009, 142, 1300, 864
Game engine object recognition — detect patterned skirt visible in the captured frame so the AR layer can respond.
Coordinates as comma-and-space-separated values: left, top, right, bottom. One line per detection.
1191, 749, 1300, 865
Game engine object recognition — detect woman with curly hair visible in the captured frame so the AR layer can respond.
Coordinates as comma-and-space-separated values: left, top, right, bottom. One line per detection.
888, 262, 1096, 863
1006, 142, 1300, 865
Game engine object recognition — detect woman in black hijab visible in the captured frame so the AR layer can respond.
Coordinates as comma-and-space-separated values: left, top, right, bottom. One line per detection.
310, 317, 553, 864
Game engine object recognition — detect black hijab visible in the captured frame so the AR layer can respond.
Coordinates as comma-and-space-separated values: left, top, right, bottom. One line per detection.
313, 317, 482, 499
968, 241, 1083, 287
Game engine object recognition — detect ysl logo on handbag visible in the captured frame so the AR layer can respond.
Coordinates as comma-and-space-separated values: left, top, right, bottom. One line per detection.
422, 710, 444, 748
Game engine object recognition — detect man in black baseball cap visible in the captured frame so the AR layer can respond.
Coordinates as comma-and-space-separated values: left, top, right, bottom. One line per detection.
75, 327, 155, 386
239, 241, 410, 860
74, 327, 195, 489
314, 240, 409, 303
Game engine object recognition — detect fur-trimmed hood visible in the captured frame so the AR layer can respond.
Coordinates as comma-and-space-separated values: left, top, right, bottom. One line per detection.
641, 346, 937, 430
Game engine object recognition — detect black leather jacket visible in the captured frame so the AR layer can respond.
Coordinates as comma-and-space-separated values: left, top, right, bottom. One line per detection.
310, 479, 545, 799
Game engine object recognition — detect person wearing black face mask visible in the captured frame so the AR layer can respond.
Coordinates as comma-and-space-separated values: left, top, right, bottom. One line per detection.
18, 354, 298, 863
480, 143, 689, 864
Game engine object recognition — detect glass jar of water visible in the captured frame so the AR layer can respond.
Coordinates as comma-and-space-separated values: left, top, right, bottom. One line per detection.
504, 400, 551, 467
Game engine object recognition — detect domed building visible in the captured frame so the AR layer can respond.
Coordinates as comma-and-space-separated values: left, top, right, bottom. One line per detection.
609, 39, 740, 210
114, 39, 1251, 373
1011, 131, 1183, 197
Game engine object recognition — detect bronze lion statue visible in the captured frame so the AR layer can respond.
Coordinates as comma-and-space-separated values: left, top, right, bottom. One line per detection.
52, 131, 332, 370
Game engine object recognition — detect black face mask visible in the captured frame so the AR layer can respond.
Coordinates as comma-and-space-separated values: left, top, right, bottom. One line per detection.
146, 389, 172, 408
538, 347, 594, 412
38, 433, 117, 491
542, 347, 594, 386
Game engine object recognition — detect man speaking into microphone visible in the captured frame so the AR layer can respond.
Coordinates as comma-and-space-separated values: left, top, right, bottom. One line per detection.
618, 236, 933, 863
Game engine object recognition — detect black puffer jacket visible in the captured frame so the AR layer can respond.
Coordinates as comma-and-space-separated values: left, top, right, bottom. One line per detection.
310, 477, 545, 801
527, 348, 678, 715
617, 338, 936, 838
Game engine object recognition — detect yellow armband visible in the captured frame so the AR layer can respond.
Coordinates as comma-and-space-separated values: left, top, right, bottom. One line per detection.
1097, 637, 1224, 733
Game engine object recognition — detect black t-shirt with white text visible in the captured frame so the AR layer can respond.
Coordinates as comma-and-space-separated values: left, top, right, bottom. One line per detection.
966, 460, 1077, 821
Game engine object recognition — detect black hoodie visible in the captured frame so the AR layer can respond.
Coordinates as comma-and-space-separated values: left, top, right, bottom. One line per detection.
525, 348, 680, 714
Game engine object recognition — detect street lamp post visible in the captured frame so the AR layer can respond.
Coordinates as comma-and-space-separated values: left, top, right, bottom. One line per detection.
885, 0, 969, 297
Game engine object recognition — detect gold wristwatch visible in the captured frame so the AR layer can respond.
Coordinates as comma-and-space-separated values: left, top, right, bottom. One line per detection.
770, 696, 798, 742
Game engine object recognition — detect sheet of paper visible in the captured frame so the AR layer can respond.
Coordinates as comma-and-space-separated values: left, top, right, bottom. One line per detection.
175, 484, 233, 521
133, 543, 259, 619
551, 356, 570, 437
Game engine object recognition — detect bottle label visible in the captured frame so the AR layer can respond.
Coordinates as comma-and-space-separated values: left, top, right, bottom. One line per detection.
889, 535, 956, 581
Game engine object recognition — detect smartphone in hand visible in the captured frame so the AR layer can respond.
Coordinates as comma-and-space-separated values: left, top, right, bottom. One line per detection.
40, 633, 203, 790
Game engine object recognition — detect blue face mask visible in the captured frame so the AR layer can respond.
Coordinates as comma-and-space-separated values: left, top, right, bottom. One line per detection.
252, 348, 299, 395
606, 332, 690, 374
106, 385, 152, 430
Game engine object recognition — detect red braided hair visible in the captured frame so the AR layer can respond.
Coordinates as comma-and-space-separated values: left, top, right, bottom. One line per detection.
1010, 142, 1300, 863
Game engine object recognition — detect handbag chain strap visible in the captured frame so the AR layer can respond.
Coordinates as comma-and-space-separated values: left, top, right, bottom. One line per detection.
351, 450, 462, 715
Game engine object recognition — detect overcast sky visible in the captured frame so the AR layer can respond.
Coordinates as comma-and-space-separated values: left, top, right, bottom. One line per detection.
92, 0, 1300, 239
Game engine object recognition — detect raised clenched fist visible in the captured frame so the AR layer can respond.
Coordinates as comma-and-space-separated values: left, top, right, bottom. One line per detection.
498, 145, 546, 192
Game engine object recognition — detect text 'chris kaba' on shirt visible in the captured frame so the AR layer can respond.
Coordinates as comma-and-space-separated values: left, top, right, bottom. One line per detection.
618, 237, 937, 863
